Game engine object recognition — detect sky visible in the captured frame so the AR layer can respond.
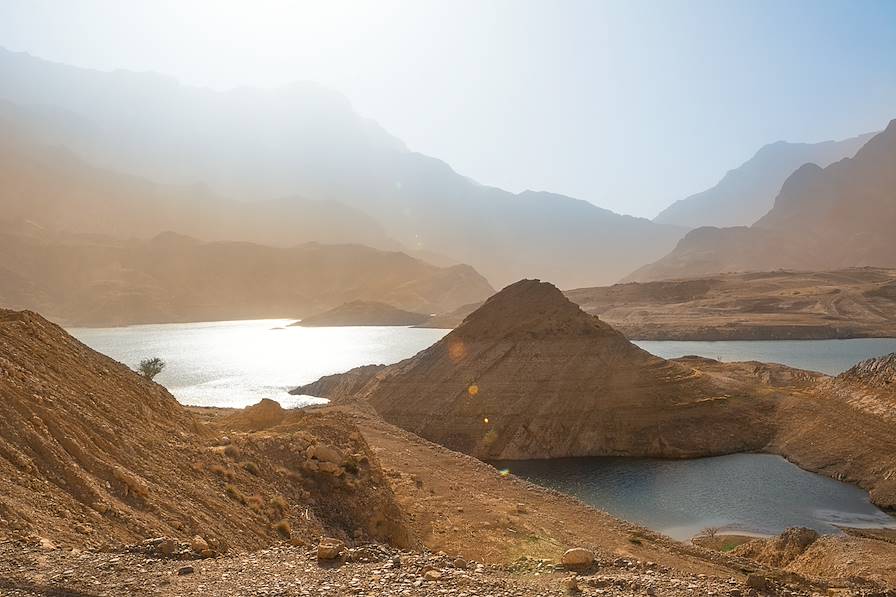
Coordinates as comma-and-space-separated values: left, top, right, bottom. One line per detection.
1, 0, 895, 218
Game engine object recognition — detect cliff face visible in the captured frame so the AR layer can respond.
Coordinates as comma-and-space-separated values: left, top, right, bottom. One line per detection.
0, 309, 415, 549
312, 280, 776, 459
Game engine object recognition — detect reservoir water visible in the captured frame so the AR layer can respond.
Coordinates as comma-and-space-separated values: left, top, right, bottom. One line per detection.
69, 319, 448, 408
68, 320, 896, 407
68, 320, 896, 539
491, 454, 896, 540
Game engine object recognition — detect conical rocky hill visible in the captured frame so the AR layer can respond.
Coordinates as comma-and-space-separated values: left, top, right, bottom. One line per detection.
302, 280, 774, 459
0, 309, 415, 550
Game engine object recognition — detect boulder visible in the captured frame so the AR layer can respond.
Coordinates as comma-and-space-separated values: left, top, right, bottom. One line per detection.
561, 548, 594, 567
317, 537, 345, 560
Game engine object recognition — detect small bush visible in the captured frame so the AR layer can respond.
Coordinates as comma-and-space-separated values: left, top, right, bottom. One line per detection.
225, 483, 247, 505
273, 519, 291, 539
223, 445, 241, 459
209, 464, 234, 479
270, 495, 289, 514
242, 461, 260, 476
136, 357, 166, 380
247, 495, 265, 514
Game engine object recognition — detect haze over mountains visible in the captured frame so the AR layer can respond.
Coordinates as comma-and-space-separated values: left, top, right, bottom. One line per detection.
630, 121, 896, 282
0, 225, 492, 326
0, 47, 684, 289
654, 132, 876, 228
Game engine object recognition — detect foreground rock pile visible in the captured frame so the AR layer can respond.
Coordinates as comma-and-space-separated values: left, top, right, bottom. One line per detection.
0, 538, 854, 597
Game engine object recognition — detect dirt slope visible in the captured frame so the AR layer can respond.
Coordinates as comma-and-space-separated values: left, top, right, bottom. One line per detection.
0, 309, 414, 551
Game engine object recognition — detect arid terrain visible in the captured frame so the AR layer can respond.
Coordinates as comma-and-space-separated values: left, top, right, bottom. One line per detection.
3, 306, 896, 595
421, 268, 896, 340
297, 280, 896, 512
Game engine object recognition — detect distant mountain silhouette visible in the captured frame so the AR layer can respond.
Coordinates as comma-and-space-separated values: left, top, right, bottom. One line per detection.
628, 119, 896, 281
0, 225, 494, 326
654, 133, 875, 228
0, 100, 397, 250
0, 48, 684, 288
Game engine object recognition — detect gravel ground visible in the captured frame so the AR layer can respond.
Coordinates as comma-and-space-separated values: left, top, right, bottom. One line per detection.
2, 540, 883, 597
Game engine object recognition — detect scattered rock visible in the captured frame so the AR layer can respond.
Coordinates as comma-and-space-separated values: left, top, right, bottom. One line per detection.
177, 565, 194, 576
317, 537, 345, 560
561, 548, 594, 567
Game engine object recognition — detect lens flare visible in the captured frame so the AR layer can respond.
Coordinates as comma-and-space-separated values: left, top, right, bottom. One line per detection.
499, 468, 510, 478
483, 417, 489, 424
448, 339, 466, 362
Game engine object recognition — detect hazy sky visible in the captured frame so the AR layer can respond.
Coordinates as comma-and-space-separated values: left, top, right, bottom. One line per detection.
1, 0, 895, 218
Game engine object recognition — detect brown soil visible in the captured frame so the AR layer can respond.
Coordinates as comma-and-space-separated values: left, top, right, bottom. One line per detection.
0, 309, 414, 552
423, 268, 896, 340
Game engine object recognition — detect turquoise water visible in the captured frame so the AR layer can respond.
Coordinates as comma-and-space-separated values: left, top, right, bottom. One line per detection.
492, 454, 896, 540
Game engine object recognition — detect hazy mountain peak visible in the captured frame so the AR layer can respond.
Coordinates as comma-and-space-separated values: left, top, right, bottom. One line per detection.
654, 131, 876, 229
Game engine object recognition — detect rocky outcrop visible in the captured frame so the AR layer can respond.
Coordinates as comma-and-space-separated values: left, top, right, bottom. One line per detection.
303, 280, 777, 459
839, 352, 896, 388
0, 308, 416, 550
291, 364, 386, 401
292, 301, 430, 327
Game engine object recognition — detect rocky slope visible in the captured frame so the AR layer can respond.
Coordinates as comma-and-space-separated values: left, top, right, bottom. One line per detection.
0, 228, 493, 326
654, 133, 875, 229
422, 268, 896, 340
0, 309, 415, 551
629, 119, 896, 282
296, 280, 896, 512
296, 280, 779, 459
292, 301, 430, 327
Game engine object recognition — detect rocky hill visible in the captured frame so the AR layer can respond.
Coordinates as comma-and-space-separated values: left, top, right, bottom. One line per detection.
0, 228, 493, 326
296, 280, 776, 459
629, 119, 896, 282
0, 308, 415, 550
292, 301, 430, 327
654, 133, 875, 228
296, 280, 896, 513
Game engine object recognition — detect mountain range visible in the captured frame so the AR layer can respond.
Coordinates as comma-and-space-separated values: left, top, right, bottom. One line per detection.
0, 47, 685, 289
654, 132, 875, 228
629, 120, 896, 281
0, 225, 493, 326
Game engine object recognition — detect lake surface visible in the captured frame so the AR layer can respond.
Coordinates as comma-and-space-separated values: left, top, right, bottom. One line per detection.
634, 338, 896, 375
69, 320, 448, 408
68, 321, 896, 408
491, 454, 896, 540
